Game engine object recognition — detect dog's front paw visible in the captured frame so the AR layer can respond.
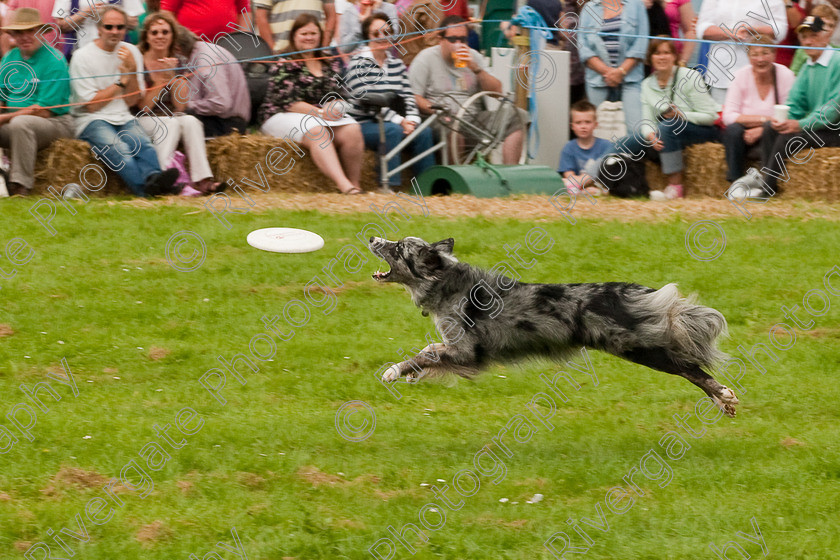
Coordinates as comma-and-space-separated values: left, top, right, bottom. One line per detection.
382, 364, 401, 382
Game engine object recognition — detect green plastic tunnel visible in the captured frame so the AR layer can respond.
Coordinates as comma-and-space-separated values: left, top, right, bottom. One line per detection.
415, 164, 565, 198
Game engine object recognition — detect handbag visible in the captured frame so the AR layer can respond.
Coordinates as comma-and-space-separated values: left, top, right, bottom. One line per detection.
168, 151, 191, 188
594, 100, 627, 140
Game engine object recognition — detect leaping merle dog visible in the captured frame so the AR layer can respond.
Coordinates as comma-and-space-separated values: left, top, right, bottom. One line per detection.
369, 236, 740, 417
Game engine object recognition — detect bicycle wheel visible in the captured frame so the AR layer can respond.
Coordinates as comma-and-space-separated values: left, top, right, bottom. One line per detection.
448, 92, 528, 165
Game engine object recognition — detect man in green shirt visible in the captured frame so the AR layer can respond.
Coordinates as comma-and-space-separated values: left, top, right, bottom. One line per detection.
0, 8, 74, 196
730, 15, 840, 198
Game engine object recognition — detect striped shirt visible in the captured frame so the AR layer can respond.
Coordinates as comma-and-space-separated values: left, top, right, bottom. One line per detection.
254, 0, 334, 52
602, 15, 621, 68
344, 47, 420, 124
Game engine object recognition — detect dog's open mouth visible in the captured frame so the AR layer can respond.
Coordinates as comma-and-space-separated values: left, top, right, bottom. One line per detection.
372, 266, 391, 282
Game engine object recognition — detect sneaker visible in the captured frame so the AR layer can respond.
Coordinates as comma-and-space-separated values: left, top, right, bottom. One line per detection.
649, 184, 683, 201
664, 184, 683, 199
563, 179, 582, 195
728, 169, 763, 193
726, 184, 749, 200
64, 183, 85, 199
649, 189, 667, 201
144, 168, 180, 197
727, 170, 772, 201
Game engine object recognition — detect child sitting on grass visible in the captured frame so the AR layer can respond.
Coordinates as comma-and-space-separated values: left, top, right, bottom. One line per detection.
557, 100, 613, 195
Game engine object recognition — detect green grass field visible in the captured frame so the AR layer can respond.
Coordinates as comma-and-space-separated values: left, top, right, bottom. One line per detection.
1, 196, 838, 560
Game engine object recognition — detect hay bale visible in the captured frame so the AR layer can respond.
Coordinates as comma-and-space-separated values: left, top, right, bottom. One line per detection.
644, 160, 668, 192
205, 133, 379, 193
32, 133, 381, 197
683, 143, 729, 198
34, 139, 127, 196
683, 143, 840, 200
643, 143, 726, 198
786, 147, 840, 201
32, 134, 836, 200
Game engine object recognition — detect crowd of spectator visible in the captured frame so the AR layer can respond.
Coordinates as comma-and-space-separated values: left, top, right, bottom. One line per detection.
0, 0, 839, 200
564, 0, 840, 201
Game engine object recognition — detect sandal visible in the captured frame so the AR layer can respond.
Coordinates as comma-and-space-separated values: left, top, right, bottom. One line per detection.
342, 187, 368, 195
195, 178, 226, 195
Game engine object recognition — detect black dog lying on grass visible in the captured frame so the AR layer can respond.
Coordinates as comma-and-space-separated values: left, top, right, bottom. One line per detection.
368, 236, 739, 417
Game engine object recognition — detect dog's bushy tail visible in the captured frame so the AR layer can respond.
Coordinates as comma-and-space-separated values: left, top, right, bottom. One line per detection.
632, 283, 729, 367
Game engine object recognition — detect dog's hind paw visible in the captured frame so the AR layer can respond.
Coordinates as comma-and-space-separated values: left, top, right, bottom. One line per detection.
712, 386, 739, 418
382, 365, 401, 382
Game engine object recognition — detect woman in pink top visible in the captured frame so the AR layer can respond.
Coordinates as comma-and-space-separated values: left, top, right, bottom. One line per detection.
663, 0, 696, 66
721, 36, 795, 182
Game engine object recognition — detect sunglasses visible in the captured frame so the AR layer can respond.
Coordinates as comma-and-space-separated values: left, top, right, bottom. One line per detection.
149, 29, 171, 36
103, 24, 126, 31
442, 35, 468, 43
371, 29, 391, 38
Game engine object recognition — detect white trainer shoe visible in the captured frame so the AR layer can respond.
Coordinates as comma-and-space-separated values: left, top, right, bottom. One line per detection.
650, 184, 683, 201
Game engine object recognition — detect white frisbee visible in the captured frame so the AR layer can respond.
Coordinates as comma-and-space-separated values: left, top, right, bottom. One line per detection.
246, 228, 324, 254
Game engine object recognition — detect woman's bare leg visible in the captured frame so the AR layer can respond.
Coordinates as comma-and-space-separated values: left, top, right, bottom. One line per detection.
333, 123, 364, 188
300, 129, 357, 193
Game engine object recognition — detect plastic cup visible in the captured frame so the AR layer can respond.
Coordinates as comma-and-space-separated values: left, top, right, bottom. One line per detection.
453, 49, 469, 68
774, 104, 789, 122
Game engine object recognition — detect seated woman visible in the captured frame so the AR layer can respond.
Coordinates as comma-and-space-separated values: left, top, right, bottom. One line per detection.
173, 26, 251, 137
136, 11, 220, 196
345, 13, 435, 190
722, 35, 795, 186
339, 0, 398, 54
614, 37, 719, 200
258, 14, 366, 195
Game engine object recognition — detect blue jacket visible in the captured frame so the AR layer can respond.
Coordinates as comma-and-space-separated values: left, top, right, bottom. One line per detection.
578, 0, 649, 88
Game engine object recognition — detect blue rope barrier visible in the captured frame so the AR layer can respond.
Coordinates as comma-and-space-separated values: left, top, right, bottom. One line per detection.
5, 19, 837, 87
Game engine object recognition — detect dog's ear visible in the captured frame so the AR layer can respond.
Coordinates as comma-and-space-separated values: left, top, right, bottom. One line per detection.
418, 246, 443, 272
431, 238, 455, 254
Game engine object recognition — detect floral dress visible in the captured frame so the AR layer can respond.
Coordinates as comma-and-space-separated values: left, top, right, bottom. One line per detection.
258, 57, 346, 126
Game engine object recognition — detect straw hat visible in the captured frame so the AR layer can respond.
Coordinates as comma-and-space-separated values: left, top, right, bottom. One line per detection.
1, 8, 48, 31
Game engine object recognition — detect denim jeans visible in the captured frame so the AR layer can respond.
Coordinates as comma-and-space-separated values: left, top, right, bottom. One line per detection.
79, 119, 162, 197
359, 121, 436, 186
615, 119, 719, 175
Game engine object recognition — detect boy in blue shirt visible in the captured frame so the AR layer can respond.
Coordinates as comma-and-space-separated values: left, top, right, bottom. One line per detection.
557, 100, 613, 195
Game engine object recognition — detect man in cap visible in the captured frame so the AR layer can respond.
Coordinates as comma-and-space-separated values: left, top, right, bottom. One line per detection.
0, 8, 75, 196
729, 15, 840, 198
69, 5, 178, 197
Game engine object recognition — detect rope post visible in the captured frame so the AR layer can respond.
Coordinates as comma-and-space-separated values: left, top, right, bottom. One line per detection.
512, 34, 530, 111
